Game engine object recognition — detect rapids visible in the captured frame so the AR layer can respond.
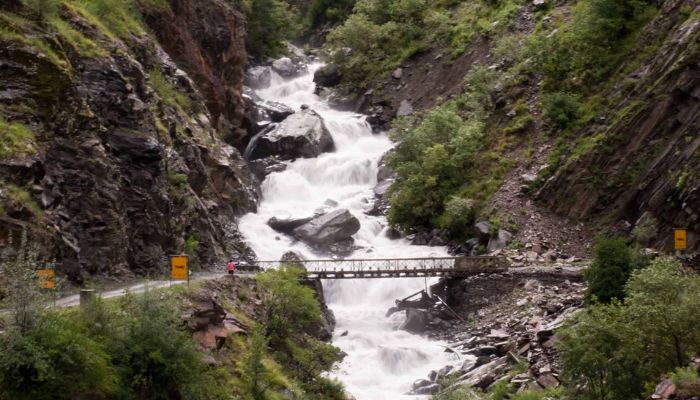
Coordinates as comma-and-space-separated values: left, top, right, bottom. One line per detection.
239, 63, 455, 399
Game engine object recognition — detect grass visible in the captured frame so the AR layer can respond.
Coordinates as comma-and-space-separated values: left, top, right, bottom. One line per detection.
2, 182, 43, 218
48, 16, 106, 57
0, 116, 36, 159
149, 69, 193, 113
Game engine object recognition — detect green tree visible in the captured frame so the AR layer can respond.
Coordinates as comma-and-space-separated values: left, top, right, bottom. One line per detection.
558, 257, 700, 400
625, 256, 700, 370
557, 303, 644, 400
245, 0, 301, 59
256, 266, 322, 345
584, 237, 632, 303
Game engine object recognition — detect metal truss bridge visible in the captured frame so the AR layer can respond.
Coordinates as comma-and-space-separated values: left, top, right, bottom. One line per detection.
250, 256, 508, 279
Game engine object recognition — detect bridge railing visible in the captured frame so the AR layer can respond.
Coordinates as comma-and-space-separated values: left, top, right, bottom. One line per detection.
252, 256, 506, 275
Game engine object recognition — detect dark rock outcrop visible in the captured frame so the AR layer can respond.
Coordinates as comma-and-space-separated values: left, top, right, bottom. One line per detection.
313, 64, 341, 88
0, 1, 258, 281
248, 109, 335, 161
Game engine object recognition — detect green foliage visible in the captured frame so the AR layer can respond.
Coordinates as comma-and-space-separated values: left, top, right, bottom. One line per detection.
530, 0, 656, 92
0, 116, 35, 159
0, 312, 119, 400
149, 69, 192, 112
387, 66, 496, 234
107, 291, 230, 399
256, 266, 322, 346
184, 233, 199, 256
243, 324, 269, 400
559, 257, 700, 400
540, 91, 582, 133
439, 196, 476, 239
387, 108, 485, 232
244, 0, 301, 59
306, 0, 357, 27
584, 237, 632, 304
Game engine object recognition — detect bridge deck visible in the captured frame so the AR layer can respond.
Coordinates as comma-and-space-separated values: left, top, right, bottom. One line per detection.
253, 256, 508, 279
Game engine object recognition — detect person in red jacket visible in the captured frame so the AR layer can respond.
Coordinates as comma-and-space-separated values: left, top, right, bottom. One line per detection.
227, 259, 236, 275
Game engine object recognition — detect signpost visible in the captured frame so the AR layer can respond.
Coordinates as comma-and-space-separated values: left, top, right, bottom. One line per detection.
170, 255, 189, 286
674, 229, 687, 252
37, 268, 55, 289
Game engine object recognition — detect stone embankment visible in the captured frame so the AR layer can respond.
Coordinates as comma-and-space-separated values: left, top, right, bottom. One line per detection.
396, 265, 586, 395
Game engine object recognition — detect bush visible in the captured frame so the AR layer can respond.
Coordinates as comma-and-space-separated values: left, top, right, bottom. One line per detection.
559, 257, 700, 400
540, 91, 582, 132
256, 266, 322, 346
0, 312, 118, 400
584, 237, 632, 303
439, 196, 476, 239
108, 291, 229, 399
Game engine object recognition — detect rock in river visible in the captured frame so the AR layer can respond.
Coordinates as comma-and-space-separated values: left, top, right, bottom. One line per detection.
293, 209, 361, 248
248, 109, 335, 161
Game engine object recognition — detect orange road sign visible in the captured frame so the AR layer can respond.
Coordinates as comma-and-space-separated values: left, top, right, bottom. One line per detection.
674, 229, 687, 251
171, 255, 188, 280
38, 269, 55, 289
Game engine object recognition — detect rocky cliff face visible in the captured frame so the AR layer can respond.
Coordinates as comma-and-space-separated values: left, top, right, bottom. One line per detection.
538, 0, 700, 251
0, 1, 258, 282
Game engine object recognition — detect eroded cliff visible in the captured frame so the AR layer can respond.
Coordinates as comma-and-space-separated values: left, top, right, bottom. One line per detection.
0, 0, 258, 282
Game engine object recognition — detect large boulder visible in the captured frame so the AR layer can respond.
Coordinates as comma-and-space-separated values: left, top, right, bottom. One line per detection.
268, 215, 315, 234
313, 64, 341, 88
293, 209, 361, 247
271, 56, 308, 78
248, 109, 335, 161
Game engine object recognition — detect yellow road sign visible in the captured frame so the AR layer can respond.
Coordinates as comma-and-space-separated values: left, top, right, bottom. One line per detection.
171, 255, 188, 280
674, 229, 687, 251
38, 269, 55, 289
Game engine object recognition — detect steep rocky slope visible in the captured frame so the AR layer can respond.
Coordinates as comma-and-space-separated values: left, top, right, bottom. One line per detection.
0, 1, 258, 282
322, 0, 699, 254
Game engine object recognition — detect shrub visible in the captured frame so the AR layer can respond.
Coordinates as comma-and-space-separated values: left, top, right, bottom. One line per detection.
242, 324, 269, 400
256, 266, 322, 346
149, 69, 192, 112
439, 196, 476, 239
0, 312, 119, 400
109, 291, 229, 399
584, 237, 632, 303
540, 91, 582, 132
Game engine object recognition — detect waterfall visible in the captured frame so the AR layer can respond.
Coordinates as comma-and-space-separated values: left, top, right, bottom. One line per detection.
239, 63, 455, 399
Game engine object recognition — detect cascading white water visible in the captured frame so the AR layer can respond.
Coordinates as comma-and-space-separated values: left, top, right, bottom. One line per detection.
240, 64, 456, 399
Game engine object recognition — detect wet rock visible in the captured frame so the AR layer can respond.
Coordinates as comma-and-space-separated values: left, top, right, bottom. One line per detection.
313, 64, 341, 88
293, 209, 361, 248
414, 383, 440, 395
459, 355, 479, 372
245, 66, 272, 89
249, 109, 335, 161
271, 57, 297, 77
267, 215, 315, 234
400, 309, 432, 334
248, 156, 287, 181
280, 251, 305, 265
258, 101, 294, 123
412, 379, 433, 391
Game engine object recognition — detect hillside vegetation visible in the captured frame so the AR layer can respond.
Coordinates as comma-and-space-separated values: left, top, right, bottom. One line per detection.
323, 0, 699, 252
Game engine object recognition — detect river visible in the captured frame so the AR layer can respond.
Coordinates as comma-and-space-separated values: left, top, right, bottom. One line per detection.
239, 63, 455, 399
